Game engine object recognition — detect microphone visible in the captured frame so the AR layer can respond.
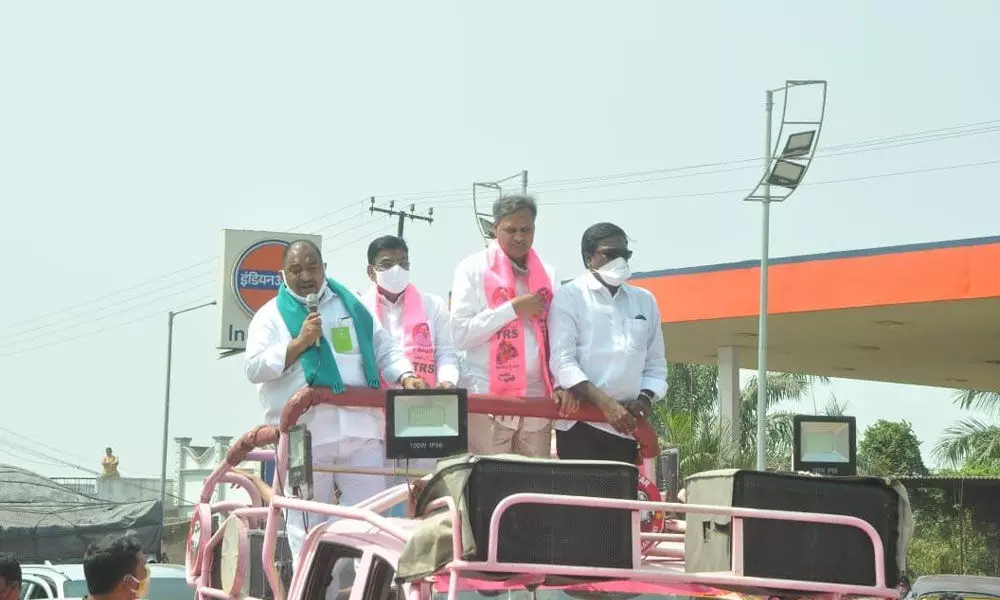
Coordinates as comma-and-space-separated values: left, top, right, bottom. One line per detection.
306, 293, 320, 347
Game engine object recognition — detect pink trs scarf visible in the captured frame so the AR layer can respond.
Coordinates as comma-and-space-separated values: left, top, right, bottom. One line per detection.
483, 243, 554, 397
375, 285, 437, 387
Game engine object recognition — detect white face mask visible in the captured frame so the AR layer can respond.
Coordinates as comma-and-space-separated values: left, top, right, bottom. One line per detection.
593, 257, 631, 287
376, 265, 410, 295
281, 271, 325, 304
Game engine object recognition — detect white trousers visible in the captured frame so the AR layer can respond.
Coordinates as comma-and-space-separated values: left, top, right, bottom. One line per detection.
284, 437, 387, 570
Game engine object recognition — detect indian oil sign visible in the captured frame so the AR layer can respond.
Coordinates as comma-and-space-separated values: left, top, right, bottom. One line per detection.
217, 229, 323, 350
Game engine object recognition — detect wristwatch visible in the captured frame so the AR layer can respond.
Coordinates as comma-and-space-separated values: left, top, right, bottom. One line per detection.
636, 390, 655, 418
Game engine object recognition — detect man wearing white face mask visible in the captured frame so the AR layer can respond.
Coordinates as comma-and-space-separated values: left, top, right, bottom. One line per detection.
547, 222, 668, 464
361, 235, 460, 389
244, 239, 424, 570
82, 534, 150, 600
361, 235, 459, 507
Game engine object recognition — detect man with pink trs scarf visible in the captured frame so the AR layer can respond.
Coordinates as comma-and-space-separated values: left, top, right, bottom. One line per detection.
449, 194, 576, 457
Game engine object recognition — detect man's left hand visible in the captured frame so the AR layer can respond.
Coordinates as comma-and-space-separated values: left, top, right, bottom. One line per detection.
623, 396, 653, 421
436, 381, 456, 389
401, 375, 426, 389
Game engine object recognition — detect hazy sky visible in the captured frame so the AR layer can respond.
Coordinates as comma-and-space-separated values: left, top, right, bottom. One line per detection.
1, 1, 998, 481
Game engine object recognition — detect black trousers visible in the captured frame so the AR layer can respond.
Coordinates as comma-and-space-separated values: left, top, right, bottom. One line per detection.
556, 422, 638, 464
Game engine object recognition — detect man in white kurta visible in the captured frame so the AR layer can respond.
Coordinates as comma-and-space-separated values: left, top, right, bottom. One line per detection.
360, 235, 460, 495
548, 222, 668, 464
243, 240, 423, 567
450, 195, 570, 457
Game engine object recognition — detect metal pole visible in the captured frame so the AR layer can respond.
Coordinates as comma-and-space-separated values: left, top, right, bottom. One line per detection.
397, 212, 405, 238
521, 170, 528, 194
158, 300, 216, 525
756, 90, 774, 471
158, 311, 175, 520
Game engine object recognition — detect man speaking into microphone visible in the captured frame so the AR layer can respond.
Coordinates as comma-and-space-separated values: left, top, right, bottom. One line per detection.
244, 239, 425, 567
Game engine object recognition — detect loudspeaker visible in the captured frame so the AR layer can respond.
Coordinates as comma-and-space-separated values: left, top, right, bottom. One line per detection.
462, 457, 639, 568
212, 527, 294, 599
655, 447, 680, 500
684, 470, 903, 588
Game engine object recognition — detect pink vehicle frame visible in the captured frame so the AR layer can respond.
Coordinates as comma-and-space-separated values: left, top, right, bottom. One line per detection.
183, 387, 898, 600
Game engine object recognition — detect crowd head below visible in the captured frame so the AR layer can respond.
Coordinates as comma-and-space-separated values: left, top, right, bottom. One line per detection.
0, 554, 21, 600
83, 534, 149, 600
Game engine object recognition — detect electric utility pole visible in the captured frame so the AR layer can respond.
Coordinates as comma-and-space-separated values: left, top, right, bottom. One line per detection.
369, 197, 434, 239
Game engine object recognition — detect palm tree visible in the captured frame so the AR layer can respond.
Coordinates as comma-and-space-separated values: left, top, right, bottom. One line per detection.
654, 363, 829, 479
933, 390, 1000, 468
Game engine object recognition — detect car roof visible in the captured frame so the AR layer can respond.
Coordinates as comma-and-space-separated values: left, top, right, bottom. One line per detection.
22, 564, 186, 581
912, 575, 1000, 597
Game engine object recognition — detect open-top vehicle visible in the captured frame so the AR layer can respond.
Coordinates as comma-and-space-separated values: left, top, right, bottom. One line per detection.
184, 387, 911, 600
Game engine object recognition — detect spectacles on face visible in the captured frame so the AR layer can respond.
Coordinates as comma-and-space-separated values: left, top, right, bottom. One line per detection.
598, 248, 633, 261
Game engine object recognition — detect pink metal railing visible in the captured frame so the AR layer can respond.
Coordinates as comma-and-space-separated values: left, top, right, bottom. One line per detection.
183, 386, 897, 600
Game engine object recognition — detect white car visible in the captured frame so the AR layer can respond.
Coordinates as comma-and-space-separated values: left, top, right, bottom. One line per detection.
20, 563, 190, 600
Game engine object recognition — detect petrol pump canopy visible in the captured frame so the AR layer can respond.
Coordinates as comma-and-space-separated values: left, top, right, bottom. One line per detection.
631, 235, 1000, 392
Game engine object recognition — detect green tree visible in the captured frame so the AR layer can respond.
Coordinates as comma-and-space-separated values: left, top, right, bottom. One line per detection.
907, 507, 1000, 576
857, 420, 929, 477
653, 362, 829, 479
934, 390, 1000, 468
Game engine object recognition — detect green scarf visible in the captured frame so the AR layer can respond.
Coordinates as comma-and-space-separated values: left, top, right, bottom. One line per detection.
276, 277, 380, 392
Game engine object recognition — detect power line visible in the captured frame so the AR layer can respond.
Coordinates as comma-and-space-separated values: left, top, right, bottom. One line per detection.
429, 157, 1000, 213
0, 432, 194, 507
1, 119, 997, 341
0, 220, 396, 356
368, 197, 434, 238
3, 155, 997, 355
0, 213, 379, 345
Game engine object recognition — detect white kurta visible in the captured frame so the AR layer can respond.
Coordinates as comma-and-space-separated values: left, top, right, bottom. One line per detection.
449, 248, 558, 431
547, 272, 668, 439
243, 286, 412, 445
360, 286, 461, 385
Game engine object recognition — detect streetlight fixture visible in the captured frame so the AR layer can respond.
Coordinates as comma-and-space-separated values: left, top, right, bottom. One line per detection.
743, 80, 827, 470
471, 170, 528, 246
158, 300, 217, 520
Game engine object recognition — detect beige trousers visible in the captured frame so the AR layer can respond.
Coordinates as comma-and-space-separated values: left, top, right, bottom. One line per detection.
468, 413, 553, 457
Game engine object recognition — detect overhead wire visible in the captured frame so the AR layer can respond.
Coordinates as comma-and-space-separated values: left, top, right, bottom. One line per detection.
0, 430, 195, 507
0, 211, 381, 348
0, 217, 397, 356
1, 119, 998, 349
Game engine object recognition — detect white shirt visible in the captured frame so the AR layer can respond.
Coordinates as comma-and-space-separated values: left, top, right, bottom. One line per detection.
548, 272, 668, 439
449, 248, 559, 432
360, 286, 461, 385
244, 286, 413, 445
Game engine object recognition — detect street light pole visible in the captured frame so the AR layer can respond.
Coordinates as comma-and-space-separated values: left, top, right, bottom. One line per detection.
158, 300, 216, 520
756, 90, 774, 471
743, 80, 827, 471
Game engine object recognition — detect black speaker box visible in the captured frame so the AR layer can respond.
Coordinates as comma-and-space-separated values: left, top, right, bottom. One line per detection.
211, 525, 294, 599
461, 456, 639, 568
684, 469, 903, 589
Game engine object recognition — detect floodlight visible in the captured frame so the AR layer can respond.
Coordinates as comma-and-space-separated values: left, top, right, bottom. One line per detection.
385, 388, 468, 459
792, 415, 857, 476
767, 159, 807, 189
477, 214, 496, 239
781, 131, 816, 158
287, 425, 313, 499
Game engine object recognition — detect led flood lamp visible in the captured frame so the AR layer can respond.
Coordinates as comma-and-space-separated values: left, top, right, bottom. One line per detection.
792, 414, 857, 476
385, 388, 468, 459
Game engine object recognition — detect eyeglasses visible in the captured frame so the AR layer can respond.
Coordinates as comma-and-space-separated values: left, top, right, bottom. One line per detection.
599, 248, 633, 261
